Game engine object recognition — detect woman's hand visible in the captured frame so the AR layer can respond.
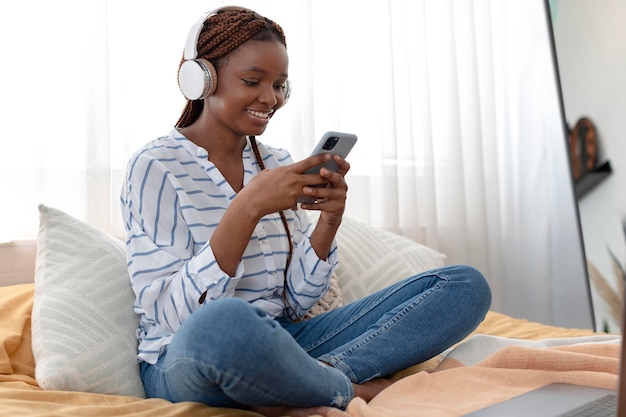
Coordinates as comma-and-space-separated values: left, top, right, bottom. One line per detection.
300, 154, 350, 222
239, 153, 348, 217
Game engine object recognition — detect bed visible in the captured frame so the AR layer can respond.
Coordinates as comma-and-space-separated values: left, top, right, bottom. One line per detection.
0, 205, 618, 417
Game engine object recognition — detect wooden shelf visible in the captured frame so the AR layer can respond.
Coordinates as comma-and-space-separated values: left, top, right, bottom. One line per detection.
575, 160, 612, 199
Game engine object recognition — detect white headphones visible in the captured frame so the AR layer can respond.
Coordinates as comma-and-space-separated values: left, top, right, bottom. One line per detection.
177, 7, 292, 103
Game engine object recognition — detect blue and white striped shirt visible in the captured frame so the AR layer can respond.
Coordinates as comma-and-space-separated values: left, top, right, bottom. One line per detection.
120, 129, 338, 364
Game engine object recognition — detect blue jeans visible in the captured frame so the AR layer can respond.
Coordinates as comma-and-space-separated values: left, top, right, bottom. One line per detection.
140, 264, 491, 409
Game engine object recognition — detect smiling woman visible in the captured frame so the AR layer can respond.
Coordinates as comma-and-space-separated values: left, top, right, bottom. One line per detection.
115, 6, 493, 413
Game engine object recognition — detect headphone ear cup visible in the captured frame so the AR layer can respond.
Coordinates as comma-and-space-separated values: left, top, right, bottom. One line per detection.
283, 79, 292, 105
178, 58, 218, 100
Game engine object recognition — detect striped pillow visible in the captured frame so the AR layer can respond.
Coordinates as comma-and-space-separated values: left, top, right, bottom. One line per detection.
335, 217, 447, 303
31, 205, 146, 398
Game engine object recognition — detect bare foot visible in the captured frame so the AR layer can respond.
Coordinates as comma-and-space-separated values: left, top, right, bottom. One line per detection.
352, 378, 393, 402
249, 405, 336, 417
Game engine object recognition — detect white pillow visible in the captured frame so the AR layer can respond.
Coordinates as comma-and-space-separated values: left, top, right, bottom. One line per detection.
31, 204, 145, 398
335, 217, 447, 303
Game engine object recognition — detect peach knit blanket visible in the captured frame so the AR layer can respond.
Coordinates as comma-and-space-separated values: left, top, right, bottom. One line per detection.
326, 334, 622, 417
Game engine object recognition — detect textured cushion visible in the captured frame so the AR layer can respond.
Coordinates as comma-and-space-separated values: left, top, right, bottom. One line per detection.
335, 217, 447, 303
303, 273, 344, 319
31, 205, 145, 398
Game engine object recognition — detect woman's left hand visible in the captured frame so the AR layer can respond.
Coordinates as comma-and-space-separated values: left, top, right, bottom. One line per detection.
301, 155, 349, 212
301, 154, 350, 228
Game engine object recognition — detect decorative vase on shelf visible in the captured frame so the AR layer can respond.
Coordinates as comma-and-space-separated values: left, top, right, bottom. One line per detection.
569, 116, 597, 181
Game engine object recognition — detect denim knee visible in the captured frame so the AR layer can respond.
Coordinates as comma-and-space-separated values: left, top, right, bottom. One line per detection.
172, 298, 275, 364
445, 264, 492, 319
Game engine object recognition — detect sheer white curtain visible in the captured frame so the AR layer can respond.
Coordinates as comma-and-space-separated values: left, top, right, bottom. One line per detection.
0, 0, 592, 328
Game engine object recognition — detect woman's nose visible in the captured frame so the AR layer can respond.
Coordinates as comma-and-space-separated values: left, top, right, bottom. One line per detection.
258, 85, 279, 107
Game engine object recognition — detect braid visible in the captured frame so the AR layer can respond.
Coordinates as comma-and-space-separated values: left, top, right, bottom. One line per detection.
176, 8, 287, 128
250, 136, 297, 320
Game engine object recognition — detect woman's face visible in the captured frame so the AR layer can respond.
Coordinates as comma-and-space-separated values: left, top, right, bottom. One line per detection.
206, 39, 289, 138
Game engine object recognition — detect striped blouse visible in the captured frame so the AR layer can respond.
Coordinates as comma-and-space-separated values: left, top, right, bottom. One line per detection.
120, 129, 338, 364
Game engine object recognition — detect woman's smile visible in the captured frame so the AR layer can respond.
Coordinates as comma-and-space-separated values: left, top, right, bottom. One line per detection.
247, 108, 274, 120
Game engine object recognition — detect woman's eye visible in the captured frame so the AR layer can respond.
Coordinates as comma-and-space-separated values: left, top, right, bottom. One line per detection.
243, 79, 258, 86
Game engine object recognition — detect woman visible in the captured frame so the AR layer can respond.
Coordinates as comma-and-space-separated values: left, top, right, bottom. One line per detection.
120, 6, 491, 416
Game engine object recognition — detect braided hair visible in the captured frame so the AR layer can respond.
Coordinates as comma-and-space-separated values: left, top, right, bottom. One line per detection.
175, 7, 287, 128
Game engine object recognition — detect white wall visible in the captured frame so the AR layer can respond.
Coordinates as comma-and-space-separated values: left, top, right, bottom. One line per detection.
552, 0, 626, 331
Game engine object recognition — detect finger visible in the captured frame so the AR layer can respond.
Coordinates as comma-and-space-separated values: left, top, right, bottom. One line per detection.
332, 154, 351, 176
301, 190, 345, 212
290, 153, 332, 173
319, 167, 347, 189
303, 179, 346, 204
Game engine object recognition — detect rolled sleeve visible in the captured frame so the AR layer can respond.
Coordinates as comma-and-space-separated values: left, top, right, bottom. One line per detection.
284, 236, 339, 319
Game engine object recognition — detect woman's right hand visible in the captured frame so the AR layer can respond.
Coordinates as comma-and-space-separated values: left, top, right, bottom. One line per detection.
240, 153, 333, 216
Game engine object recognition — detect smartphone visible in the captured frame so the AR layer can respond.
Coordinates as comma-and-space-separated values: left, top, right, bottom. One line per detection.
297, 131, 358, 203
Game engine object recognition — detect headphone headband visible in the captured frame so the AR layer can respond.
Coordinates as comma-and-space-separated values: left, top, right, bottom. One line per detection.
183, 11, 214, 61
183, 7, 247, 61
